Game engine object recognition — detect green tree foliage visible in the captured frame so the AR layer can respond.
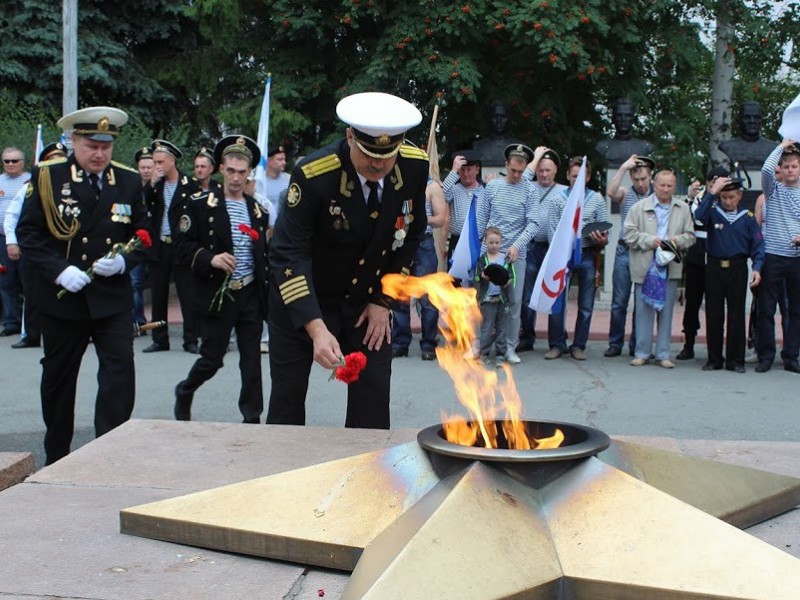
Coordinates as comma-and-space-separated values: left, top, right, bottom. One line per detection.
1, 0, 797, 180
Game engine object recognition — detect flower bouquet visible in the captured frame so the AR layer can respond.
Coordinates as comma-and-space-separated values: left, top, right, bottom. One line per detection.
329, 351, 368, 384
57, 229, 152, 298
209, 223, 260, 311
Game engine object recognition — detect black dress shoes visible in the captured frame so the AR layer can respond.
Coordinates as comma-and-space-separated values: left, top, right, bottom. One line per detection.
725, 364, 746, 373
392, 347, 409, 358
603, 347, 622, 357
755, 360, 772, 373
515, 341, 534, 353
11, 337, 40, 349
676, 346, 694, 360
701, 362, 723, 371
183, 342, 200, 354
174, 384, 193, 421
784, 360, 800, 374
421, 350, 437, 361
143, 342, 169, 353
0, 328, 21, 337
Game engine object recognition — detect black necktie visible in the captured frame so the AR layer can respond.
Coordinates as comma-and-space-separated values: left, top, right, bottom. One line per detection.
88, 173, 101, 201
366, 181, 380, 218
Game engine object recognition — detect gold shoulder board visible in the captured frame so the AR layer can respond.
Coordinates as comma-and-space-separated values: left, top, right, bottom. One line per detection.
111, 160, 138, 173
399, 145, 429, 161
301, 154, 341, 179
37, 157, 68, 167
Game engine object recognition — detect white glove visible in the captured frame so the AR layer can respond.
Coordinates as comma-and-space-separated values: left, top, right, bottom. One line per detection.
93, 254, 126, 277
56, 265, 92, 292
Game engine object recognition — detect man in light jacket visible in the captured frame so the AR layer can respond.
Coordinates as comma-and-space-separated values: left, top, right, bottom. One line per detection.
624, 170, 695, 368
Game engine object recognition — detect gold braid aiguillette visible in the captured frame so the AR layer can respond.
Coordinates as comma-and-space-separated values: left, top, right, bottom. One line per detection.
39, 167, 80, 241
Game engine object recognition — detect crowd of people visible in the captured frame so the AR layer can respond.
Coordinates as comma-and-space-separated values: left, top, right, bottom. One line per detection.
439, 139, 798, 375
1, 92, 798, 466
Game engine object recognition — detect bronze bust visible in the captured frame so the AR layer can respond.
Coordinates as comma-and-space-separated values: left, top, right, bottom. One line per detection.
595, 98, 654, 168
719, 101, 777, 170
470, 100, 526, 167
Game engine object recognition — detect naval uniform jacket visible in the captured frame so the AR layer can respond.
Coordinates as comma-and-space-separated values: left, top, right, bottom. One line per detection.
17, 155, 149, 320
144, 171, 198, 258
268, 139, 429, 329
175, 189, 270, 319
694, 196, 765, 272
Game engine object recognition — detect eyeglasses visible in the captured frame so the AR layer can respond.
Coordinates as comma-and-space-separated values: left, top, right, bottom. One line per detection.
3, 159, 22, 164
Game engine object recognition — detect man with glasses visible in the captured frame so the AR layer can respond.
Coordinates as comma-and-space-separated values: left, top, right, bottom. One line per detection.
0, 147, 31, 336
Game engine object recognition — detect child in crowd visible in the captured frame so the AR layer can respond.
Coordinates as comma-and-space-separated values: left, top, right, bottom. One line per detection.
474, 227, 515, 366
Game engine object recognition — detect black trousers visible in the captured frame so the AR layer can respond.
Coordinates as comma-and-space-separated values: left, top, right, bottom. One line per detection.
705, 257, 748, 368
176, 284, 263, 422
682, 253, 706, 340
20, 255, 40, 342
40, 311, 135, 465
267, 304, 392, 429
757, 254, 800, 364
149, 242, 198, 346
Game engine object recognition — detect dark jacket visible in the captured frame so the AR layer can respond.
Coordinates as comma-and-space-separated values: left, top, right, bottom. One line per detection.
144, 171, 198, 258
268, 139, 429, 329
17, 155, 150, 319
175, 189, 270, 318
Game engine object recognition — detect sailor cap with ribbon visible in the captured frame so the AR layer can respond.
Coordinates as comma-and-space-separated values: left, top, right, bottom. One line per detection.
336, 92, 422, 159
57, 106, 128, 142
151, 139, 184, 160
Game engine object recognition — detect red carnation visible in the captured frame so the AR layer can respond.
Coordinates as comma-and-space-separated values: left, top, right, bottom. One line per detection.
238, 223, 260, 241
0, 263, 7, 274
331, 352, 368, 384
135, 229, 152, 248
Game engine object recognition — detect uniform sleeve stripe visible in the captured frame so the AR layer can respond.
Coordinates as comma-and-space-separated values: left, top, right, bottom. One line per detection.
282, 288, 311, 304
281, 281, 308, 296
279, 275, 307, 291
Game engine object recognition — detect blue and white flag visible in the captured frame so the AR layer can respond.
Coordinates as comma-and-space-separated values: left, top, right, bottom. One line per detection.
529, 156, 586, 315
254, 74, 272, 201
33, 124, 44, 165
448, 191, 481, 284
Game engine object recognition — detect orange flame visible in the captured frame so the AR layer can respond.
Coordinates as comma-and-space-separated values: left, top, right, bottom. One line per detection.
382, 272, 563, 450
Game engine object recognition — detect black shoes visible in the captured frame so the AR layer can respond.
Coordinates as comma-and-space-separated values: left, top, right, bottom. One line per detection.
174, 384, 193, 421
755, 360, 772, 373
784, 360, 800, 374
515, 341, 534, 353
676, 346, 694, 360
725, 364, 746, 373
0, 328, 21, 337
603, 346, 622, 357
421, 350, 436, 361
143, 342, 169, 353
702, 362, 723, 371
392, 347, 409, 358
11, 337, 40, 349
183, 342, 200, 354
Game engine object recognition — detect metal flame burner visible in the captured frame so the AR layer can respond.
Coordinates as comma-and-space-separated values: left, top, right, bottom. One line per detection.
417, 420, 611, 462
418, 421, 612, 489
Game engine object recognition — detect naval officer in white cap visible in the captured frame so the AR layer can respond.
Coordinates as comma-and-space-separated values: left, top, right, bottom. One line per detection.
17, 106, 150, 464
267, 92, 429, 429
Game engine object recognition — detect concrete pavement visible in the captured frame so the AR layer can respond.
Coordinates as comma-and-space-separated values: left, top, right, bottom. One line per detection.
0, 297, 796, 471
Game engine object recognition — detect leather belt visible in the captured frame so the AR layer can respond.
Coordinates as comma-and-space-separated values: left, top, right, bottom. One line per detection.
160, 235, 172, 244
229, 273, 255, 290
709, 256, 746, 269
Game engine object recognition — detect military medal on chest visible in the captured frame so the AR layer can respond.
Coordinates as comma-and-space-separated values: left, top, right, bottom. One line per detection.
329, 199, 350, 231
392, 199, 414, 250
